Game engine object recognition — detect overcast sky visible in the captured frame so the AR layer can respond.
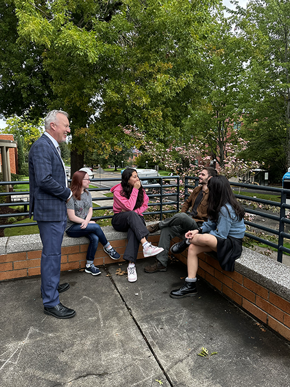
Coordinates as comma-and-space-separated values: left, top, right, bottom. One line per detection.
0, 0, 249, 130
223, 0, 248, 9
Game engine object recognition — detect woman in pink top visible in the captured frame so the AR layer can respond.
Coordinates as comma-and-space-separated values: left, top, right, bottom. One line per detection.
111, 168, 164, 282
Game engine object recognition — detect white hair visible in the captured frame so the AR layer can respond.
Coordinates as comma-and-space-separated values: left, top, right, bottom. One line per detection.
45, 110, 69, 131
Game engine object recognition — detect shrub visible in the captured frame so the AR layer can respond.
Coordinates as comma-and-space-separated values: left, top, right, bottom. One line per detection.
7, 217, 17, 224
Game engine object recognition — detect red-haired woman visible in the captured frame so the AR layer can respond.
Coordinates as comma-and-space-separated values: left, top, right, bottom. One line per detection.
66, 170, 120, 275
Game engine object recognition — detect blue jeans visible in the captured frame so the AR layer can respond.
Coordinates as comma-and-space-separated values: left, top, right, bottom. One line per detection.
66, 223, 108, 261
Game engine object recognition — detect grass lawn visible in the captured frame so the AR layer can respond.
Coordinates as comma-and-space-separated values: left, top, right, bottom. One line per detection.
92, 206, 113, 227
104, 192, 113, 197
4, 217, 39, 237
13, 176, 30, 192
158, 171, 172, 176
233, 190, 281, 202
244, 235, 290, 256
103, 168, 122, 172
13, 183, 30, 192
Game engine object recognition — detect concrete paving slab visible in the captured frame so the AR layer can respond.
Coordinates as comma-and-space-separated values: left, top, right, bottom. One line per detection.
109, 258, 290, 387
0, 270, 169, 387
1, 258, 290, 387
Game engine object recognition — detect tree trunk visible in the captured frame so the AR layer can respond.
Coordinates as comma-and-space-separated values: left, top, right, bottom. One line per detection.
70, 149, 84, 177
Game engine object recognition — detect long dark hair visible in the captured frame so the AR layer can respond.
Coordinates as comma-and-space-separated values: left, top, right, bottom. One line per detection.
207, 175, 244, 222
121, 168, 144, 210
71, 171, 88, 200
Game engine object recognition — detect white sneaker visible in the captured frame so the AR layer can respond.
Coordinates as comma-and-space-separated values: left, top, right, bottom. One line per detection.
143, 243, 164, 258
127, 264, 137, 282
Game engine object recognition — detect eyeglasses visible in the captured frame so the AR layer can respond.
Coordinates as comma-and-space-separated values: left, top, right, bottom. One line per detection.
83, 178, 91, 181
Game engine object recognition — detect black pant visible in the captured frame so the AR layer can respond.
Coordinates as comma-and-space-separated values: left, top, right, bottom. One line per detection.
112, 212, 149, 263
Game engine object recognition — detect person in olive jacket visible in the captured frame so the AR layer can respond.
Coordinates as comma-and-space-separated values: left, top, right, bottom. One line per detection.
144, 167, 217, 273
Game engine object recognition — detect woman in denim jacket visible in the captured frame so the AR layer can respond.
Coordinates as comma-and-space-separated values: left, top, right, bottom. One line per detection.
170, 175, 245, 298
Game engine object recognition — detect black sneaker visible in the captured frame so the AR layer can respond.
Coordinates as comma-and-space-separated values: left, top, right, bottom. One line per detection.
170, 239, 189, 254
85, 264, 101, 276
104, 246, 121, 260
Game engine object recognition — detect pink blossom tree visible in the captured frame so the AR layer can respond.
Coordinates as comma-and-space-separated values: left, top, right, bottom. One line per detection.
122, 125, 260, 179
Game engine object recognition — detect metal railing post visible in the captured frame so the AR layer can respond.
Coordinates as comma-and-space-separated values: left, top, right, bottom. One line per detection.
184, 177, 188, 198
278, 190, 287, 263
159, 177, 163, 221
177, 176, 180, 213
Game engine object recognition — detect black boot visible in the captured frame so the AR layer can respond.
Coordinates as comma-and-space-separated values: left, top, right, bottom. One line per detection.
170, 280, 197, 299
170, 239, 189, 254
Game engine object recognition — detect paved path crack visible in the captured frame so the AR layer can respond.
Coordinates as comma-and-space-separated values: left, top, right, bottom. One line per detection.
104, 265, 174, 387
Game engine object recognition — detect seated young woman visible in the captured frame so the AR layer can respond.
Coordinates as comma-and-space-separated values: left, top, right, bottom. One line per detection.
170, 175, 246, 299
111, 168, 164, 283
66, 170, 120, 276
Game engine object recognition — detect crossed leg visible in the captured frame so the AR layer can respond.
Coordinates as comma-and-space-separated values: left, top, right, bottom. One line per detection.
187, 234, 218, 278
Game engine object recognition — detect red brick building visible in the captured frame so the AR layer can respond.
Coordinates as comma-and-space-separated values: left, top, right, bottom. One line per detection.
0, 134, 17, 176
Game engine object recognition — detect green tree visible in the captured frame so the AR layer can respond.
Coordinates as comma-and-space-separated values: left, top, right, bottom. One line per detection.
0, 116, 42, 152
1, 0, 219, 174
183, 11, 250, 167
232, 0, 290, 180
0, 1, 53, 120
0, 116, 43, 173
59, 141, 70, 164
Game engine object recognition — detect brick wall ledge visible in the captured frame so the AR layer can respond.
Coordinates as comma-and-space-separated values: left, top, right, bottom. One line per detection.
0, 226, 128, 255
1, 225, 290, 340
0, 226, 289, 303
0, 225, 160, 282
235, 247, 290, 302
173, 239, 290, 341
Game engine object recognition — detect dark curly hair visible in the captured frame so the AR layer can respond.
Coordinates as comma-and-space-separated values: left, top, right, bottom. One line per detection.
207, 175, 245, 223
121, 168, 144, 210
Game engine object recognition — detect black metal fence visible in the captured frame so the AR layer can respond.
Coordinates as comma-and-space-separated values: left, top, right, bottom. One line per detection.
1, 176, 290, 264
0, 175, 180, 228
184, 177, 290, 263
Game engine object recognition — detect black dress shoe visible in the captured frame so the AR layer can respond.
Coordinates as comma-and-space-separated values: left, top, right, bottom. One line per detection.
170, 281, 197, 299
170, 239, 189, 254
44, 302, 76, 319
41, 283, 70, 298
58, 283, 70, 293
147, 223, 160, 233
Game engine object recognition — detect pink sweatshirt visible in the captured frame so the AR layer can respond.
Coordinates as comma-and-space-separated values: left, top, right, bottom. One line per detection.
110, 183, 149, 216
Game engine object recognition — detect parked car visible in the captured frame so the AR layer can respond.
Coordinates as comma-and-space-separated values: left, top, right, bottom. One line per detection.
79, 167, 94, 179
65, 167, 71, 177
121, 168, 161, 193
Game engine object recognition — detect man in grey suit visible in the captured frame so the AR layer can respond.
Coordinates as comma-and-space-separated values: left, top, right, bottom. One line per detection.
29, 110, 75, 319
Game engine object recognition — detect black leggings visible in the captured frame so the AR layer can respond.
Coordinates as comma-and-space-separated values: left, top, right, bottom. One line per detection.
112, 211, 149, 263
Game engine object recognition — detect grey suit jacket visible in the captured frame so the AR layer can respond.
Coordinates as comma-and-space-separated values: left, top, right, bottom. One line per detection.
29, 134, 71, 222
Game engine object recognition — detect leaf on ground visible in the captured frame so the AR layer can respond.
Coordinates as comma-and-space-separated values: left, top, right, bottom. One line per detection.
106, 274, 111, 277
198, 347, 217, 358
155, 380, 163, 385
115, 268, 126, 276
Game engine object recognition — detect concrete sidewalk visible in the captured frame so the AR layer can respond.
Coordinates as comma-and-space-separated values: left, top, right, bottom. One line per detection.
1, 257, 290, 387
